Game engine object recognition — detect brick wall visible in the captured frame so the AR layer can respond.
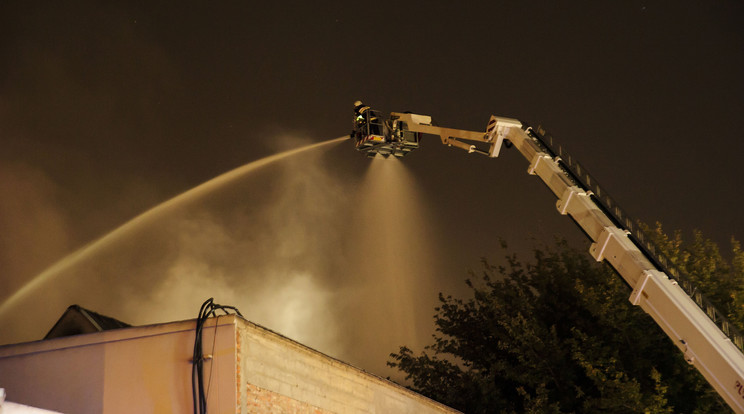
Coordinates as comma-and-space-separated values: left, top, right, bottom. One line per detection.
245, 383, 332, 414
237, 320, 460, 414
0, 316, 460, 413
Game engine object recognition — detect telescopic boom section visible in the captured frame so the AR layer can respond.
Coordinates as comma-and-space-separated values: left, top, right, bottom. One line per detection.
390, 112, 518, 158
351, 102, 744, 413
350, 100, 518, 158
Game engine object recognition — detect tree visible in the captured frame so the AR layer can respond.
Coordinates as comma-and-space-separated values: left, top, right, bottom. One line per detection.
389, 237, 738, 413
641, 223, 744, 330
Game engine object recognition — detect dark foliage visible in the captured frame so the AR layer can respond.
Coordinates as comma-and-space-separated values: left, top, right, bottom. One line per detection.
389, 238, 738, 413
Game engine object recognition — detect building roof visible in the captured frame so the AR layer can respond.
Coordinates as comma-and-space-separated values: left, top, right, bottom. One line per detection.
1, 315, 461, 413
43, 305, 131, 340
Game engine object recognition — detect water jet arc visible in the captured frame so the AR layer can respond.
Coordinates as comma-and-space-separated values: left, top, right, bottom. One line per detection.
0, 136, 348, 319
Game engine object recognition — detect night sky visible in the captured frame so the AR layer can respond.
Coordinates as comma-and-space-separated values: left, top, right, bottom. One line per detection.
1, 1, 743, 378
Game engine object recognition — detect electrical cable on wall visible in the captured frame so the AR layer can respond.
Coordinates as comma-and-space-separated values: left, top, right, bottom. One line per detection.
192, 298, 243, 414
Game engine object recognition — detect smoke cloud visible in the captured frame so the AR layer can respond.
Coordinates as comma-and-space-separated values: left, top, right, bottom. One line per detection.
0, 163, 72, 302
0, 137, 444, 377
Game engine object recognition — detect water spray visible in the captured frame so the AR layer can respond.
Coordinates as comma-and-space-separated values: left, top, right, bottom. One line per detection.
0, 136, 347, 321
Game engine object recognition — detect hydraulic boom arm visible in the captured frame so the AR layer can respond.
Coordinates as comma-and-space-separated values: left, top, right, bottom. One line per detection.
351, 102, 744, 412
